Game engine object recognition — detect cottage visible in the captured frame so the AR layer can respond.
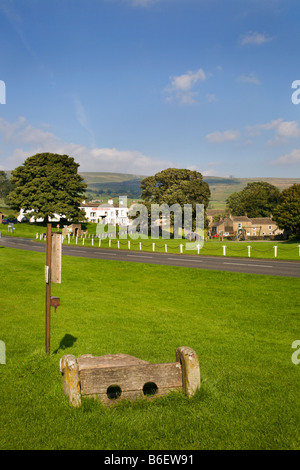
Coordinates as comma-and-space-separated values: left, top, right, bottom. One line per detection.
210, 213, 283, 238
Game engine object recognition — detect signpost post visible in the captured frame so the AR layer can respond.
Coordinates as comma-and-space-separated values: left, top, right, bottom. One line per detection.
45, 223, 62, 355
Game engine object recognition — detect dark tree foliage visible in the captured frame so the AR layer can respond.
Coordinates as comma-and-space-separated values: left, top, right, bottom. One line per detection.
0, 170, 13, 202
139, 168, 211, 231
273, 184, 300, 236
226, 182, 281, 218
8, 153, 87, 223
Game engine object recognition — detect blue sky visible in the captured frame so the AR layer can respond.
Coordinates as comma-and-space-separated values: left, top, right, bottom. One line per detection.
0, 0, 300, 177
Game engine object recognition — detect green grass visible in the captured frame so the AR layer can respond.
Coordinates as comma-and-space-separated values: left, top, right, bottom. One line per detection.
2, 222, 300, 260
63, 237, 300, 260
0, 247, 299, 450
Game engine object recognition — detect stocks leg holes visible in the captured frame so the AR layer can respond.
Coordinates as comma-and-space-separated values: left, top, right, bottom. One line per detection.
107, 385, 122, 400
143, 382, 158, 396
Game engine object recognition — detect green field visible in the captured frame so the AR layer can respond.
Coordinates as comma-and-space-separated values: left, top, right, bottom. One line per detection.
0, 247, 299, 450
79, 172, 300, 209
2, 172, 300, 211
59, 237, 299, 260
2, 221, 300, 260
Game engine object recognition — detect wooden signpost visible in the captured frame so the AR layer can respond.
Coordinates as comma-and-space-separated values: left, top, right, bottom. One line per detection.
45, 224, 62, 354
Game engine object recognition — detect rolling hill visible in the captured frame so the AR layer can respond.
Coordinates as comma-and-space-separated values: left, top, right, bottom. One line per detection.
80, 172, 300, 209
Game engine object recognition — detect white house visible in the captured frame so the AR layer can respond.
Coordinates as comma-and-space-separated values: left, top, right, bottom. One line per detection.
17, 198, 130, 225
17, 209, 61, 223
79, 198, 129, 226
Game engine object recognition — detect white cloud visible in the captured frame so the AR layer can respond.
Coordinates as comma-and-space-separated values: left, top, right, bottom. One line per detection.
237, 74, 261, 85
0, 117, 173, 174
165, 68, 207, 104
239, 31, 273, 46
247, 118, 300, 144
247, 118, 282, 136
271, 149, 300, 165
273, 120, 300, 139
169, 69, 206, 92
206, 130, 240, 143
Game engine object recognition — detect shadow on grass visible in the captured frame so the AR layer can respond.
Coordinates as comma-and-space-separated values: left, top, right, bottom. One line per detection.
53, 334, 77, 355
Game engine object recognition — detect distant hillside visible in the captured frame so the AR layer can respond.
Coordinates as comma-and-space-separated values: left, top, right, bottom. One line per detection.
80, 172, 300, 209
205, 176, 300, 210
80, 172, 145, 200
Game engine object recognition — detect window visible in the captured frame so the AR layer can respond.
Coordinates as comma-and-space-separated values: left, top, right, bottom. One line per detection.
269, 225, 272, 230
238, 223, 242, 229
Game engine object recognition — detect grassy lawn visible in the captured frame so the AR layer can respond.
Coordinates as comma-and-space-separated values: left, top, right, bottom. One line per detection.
1, 222, 300, 260
0, 246, 299, 450
63, 237, 300, 260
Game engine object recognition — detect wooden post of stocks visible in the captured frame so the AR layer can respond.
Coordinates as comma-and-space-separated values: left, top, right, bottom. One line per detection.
45, 224, 62, 354
45, 224, 52, 355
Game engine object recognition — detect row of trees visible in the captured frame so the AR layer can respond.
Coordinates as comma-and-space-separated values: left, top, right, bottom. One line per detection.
226, 181, 300, 236
0, 152, 299, 236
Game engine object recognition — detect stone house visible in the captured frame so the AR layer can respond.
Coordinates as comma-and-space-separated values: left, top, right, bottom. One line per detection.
210, 213, 283, 238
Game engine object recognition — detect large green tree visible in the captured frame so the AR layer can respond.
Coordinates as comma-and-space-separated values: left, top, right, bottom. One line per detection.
273, 184, 300, 236
226, 181, 281, 218
0, 170, 13, 203
139, 168, 211, 232
8, 153, 87, 222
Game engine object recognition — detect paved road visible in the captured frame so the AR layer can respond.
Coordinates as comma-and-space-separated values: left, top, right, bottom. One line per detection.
1, 236, 300, 277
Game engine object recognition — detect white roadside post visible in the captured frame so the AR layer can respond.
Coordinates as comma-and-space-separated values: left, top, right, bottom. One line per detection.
222, 245, 226, 256
274, 245, 278, 258
247, 246, 251, 258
